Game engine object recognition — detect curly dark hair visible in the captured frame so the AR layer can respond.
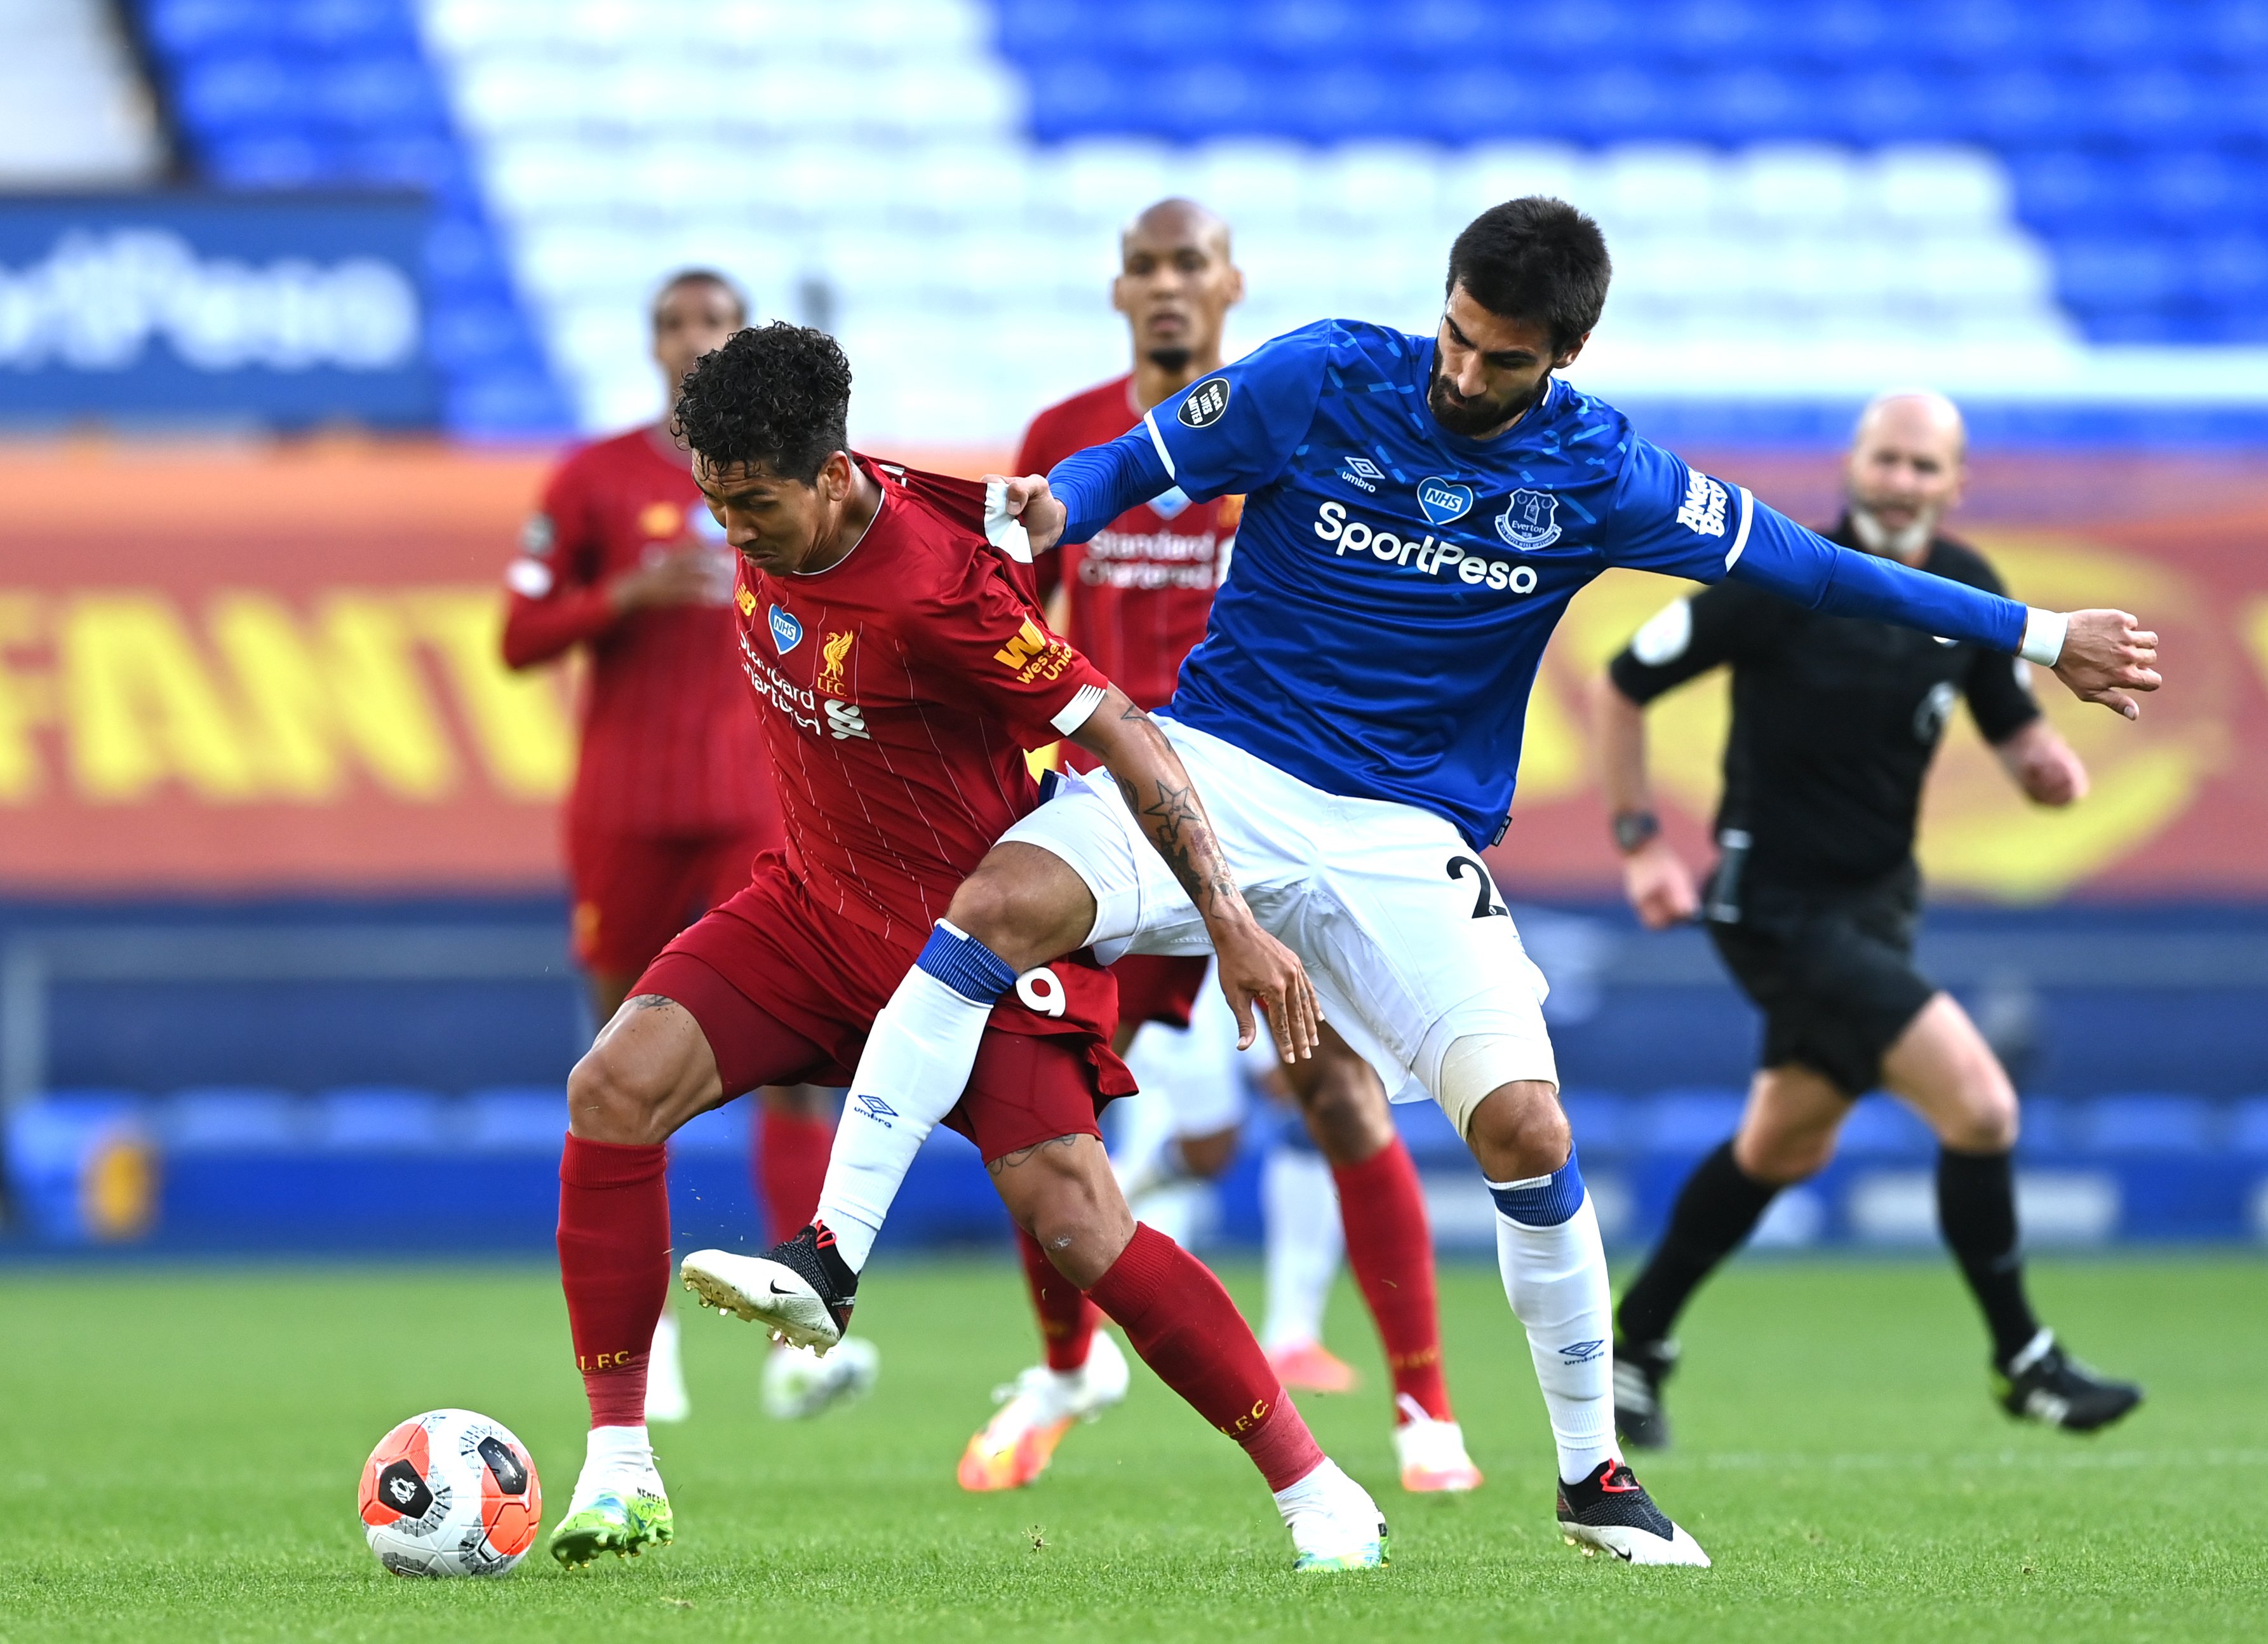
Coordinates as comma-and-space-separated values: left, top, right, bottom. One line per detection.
672, 321, 851, 484
1446, 198, 1612, 354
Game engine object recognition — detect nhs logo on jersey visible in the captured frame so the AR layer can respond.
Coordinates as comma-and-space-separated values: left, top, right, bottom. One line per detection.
1494, 488, 1562, 550
1416, 477, 1473, 526
768, 604, 803, 653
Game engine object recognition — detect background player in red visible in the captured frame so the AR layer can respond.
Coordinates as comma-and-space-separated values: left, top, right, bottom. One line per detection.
498, 271, 866, 1425
958, 199, 1480, 1497
546, 323, 1385, 1574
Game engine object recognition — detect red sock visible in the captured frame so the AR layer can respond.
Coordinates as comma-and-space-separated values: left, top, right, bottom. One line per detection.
1017, 1225, 1101, 1371
1333, 1136, 1453, 1422
756, 1102, 833, 1246
558, 1135, 669, 1428
1085, 1223, 1323, 1492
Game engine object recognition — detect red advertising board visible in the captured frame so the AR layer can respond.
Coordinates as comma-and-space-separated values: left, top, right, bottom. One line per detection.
0, 440, 2260, 899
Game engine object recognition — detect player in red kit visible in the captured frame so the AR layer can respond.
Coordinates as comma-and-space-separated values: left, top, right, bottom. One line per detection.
500, 271, 868, 1426
952, 201, 1481, 1498
546, 323, 1386, 1574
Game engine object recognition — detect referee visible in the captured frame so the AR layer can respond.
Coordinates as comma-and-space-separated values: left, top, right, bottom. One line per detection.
1592, 390, 2142, 1446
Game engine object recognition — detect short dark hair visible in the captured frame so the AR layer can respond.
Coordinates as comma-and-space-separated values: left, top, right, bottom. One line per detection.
1445, 198, 1611, 354
651, 266, 749, 329
673, 321, 850, 485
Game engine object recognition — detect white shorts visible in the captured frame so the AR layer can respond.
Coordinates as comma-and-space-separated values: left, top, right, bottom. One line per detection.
1002, 718, 1559, 1133
1122, 964, 1252, 1139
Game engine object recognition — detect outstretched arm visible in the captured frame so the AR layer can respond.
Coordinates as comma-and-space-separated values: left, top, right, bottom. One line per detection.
1068, 686, 1321, 1060
1725, 501, 2162, 717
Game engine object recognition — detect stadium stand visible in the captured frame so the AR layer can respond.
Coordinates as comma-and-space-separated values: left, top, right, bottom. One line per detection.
0, 0, 165, 187
399, 0, 2268, 443
129, 0, 570, 435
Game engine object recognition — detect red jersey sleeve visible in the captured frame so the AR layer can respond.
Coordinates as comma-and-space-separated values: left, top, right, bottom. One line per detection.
499, 455, 622, 670
902, 549, 1111, 748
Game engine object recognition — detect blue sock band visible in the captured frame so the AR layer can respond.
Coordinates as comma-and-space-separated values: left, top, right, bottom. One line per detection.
1489, 1148, 1586, 1227
915, 920, 1018, 1003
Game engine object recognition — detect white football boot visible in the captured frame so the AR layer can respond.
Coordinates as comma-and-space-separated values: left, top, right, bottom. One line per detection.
957, 1330, 1131, 1491
762, 1336, 881, 1420
1554, 1458, 1710, 1567
680, 1234, 853, 1352
643, 1310, 690, 1424
1390, 1394, 1483, 1493
1274, 1457, 1389, 1572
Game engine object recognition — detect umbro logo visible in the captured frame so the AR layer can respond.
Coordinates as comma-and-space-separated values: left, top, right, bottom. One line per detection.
1338, 455, 1381, 494
855, 1093, 898, 1123
1559, 1339, 1606, 1364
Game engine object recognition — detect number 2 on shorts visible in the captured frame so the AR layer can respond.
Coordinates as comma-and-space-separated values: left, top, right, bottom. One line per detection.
1446, 854, 1509, 920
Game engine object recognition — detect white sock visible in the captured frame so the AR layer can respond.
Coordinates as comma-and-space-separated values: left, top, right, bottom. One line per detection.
815, 943, 1004, 1271
571, 1423, 654, 1511
1270, 1453, 1340, 1515
1492, 1193, 1616, 1484
1261, 1144, 1343, 1352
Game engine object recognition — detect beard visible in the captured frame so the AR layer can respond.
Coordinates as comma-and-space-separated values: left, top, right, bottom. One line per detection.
1849, 501, 1936, 559
1426, 358, 1545, 438
1146, 346, 1193, 375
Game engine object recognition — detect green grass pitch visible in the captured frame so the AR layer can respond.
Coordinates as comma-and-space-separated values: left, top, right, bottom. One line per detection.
4, 1255, 2262, 1642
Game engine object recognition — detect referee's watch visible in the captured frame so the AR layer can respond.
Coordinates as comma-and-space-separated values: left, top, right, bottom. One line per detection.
1611, 809, 1661, 855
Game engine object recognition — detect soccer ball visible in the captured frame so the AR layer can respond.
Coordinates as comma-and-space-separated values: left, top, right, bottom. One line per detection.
358, 1409, 542, 1577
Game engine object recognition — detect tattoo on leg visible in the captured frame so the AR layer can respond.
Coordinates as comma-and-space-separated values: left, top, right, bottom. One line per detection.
985, 1134, 1085, 1176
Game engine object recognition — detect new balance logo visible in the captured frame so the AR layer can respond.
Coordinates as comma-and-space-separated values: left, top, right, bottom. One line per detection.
1675, 471, 1729, 538
854, 1094, 899, 1122
825, 700, 869, 741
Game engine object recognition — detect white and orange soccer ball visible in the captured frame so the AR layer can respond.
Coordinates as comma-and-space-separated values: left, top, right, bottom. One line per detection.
358, 1409, 542, 1577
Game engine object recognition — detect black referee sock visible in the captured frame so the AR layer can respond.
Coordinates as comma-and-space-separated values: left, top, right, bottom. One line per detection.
1616, 1141, 1781, 1349
1936, 1145, 2043, 1366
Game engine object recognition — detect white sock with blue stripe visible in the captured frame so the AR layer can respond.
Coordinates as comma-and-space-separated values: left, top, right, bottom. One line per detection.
1487, 1149, 1617, 1485
814, 920, 1017, 1271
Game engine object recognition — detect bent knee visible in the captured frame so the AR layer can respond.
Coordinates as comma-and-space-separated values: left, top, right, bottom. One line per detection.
1937, 1091, 2020, 1153
1465, 1080, 1571, 1183
1734, 1122, 1835, 1185
567, 1041, 673, 1147
943, 848, 1090, 968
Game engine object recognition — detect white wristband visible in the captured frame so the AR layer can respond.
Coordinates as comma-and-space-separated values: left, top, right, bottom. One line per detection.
2018, 608, 2067, 667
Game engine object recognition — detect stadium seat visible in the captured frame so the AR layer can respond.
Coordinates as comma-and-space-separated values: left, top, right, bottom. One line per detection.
1837, 1100, 1935, 1159
2232, 1098, 2268, 1156
462, 1087, 567, 1152
310, 1088, 451, 1152
156, 1088, 306, 1153
1558, 1091, 1630, 1154
2079, 1095, 2218, 1156
1635, 1089, 1747, 1155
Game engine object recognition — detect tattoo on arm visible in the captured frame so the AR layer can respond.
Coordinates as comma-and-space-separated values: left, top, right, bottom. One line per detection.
1090, 697, 1247, 920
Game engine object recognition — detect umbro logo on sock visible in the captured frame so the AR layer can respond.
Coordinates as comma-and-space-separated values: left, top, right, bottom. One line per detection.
1559, 1339, 1606, 1364
854, 1094, 899, 1122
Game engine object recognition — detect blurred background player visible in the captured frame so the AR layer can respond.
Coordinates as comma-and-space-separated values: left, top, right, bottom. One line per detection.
954, 199, 1480, 1497
1594, 390, 2145, 1447
499, 271, 873, 1425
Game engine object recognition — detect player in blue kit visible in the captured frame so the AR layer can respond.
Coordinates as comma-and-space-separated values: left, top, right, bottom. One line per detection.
718, 199, 2161, 1567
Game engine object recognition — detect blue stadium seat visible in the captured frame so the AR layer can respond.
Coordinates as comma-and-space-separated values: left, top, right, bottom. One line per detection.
1559, 1092, 1630, 1154
1634, 1089, 1745, 1154
144, 0, 281, 55
2079, 1096, 2217, 1155
2015, 1094, 2076, 1153
158, 1088, 305, 1152
2232, 1098, 2268, 1155
311, 1088, 450, 1152
462, 1088, 566, 1153
173, 53, 309, 137
1837, 1100, 1934, 1159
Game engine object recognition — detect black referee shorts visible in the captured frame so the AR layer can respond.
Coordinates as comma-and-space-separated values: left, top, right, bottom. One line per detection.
1703, 861, 1936, 1098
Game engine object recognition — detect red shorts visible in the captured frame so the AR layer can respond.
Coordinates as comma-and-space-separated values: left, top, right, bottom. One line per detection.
1111, 953, 1210, 1031
638, 863, 1134, 1162
566, 825, 770, 977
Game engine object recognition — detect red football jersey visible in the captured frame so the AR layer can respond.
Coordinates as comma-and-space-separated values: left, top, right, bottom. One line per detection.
1018, 374, 1239, 712
500, 426, 779, 840
734, 456, 1110, 948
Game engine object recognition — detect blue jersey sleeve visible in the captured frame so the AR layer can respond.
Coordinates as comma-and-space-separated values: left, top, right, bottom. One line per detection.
1142, 325, 1332, 501
1047, 429, 1171, 546
1608, 436, 2026, 652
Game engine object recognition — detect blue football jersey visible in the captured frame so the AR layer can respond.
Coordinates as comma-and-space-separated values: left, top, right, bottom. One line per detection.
1050, 318, 2027, 849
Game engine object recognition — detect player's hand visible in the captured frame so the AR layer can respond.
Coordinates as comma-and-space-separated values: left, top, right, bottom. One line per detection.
612, 545, 728, 612
2051, 609, 2160, 720
1212, 916, 1322, 1061
1997, 718, 2089, 807
1623, 835, 1700, 930
991, 473, 1068, 555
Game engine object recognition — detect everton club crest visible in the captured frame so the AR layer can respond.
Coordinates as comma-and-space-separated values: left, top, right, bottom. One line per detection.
1494, 488, 1562, 551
